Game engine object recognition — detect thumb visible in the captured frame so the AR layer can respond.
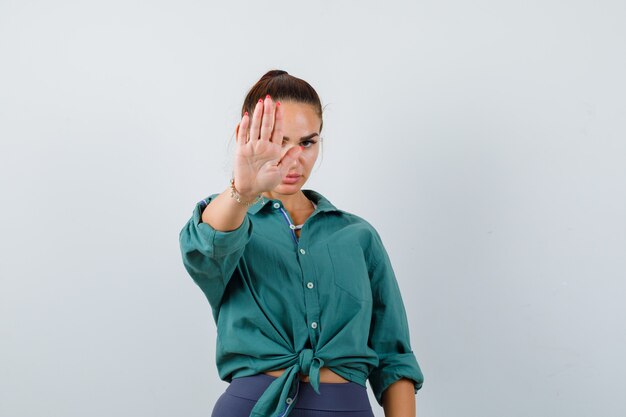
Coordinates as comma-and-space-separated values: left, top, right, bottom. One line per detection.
277, 145, 303, 172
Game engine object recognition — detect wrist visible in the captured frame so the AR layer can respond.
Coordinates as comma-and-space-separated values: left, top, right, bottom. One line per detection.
229, 178, 263, 206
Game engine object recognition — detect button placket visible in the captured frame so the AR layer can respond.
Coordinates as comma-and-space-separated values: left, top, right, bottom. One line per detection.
299, 244, 320, 346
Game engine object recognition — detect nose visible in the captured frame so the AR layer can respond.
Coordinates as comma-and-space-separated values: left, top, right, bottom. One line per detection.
282, 143, 301, 163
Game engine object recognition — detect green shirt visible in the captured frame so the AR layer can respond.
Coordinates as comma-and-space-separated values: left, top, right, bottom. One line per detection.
179, 189, 424, 417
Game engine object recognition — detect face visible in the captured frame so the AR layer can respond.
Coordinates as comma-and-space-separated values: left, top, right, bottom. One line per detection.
271, 100, 321, 194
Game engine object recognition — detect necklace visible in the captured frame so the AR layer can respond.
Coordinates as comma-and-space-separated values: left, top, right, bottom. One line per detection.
277, 198, 317, 244
293, 199, 317, 229
294, 201, 317, 229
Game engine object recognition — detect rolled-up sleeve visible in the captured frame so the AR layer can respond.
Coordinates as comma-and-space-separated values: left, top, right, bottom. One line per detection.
366, 230, 424, 407
178, 193, 253, 318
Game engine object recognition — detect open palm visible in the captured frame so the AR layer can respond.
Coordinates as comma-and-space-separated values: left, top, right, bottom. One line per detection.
233, 95, 302, 197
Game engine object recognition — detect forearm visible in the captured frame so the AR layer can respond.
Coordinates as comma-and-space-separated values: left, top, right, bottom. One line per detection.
201, 186, 253, 231
381, 378, 416, 417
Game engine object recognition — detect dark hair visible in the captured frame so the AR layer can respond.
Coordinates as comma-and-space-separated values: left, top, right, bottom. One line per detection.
241, 69, 324, 133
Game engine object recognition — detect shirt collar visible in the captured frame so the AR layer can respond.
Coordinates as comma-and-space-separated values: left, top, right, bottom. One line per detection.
246, 189, 340, 215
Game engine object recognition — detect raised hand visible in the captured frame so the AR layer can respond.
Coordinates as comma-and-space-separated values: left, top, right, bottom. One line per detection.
233, 95, 303, 198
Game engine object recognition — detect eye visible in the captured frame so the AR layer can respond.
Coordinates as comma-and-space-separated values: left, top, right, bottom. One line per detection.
300, 139, 317, 148
281, 139, 318, 148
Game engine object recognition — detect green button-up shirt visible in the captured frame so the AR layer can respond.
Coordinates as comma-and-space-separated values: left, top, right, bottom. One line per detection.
179, 189, 424, 417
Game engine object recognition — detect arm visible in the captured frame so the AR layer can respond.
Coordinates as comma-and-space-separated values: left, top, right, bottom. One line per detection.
180, 95, 294, 318
201, 185, 257, 232
382, 378, 416, 417
366, 229, 424, 414
178, 189, 254, 320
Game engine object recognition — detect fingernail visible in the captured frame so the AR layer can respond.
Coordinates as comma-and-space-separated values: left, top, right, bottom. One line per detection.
244, 111, 248, 116
276, 101, 280, 107
266, 94, 271, 99
258, 98, 263, 103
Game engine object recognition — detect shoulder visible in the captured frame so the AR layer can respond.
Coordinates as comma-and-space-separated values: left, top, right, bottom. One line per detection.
319, 201, 387, 263
334, 210, 383, 251
335, 208, 380, 237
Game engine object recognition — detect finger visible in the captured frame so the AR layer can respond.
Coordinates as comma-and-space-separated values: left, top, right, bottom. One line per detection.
249, 98, 264, 142
277, 145, 303, 172
236, 112, 249, 145
260, 95, 274, 141
270, 101, 283, 144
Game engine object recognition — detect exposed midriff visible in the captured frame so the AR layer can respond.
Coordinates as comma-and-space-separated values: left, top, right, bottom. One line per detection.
263, 367, 349, 383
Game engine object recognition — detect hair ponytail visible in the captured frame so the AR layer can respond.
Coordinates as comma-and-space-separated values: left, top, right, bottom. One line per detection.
241, 69, 324, 133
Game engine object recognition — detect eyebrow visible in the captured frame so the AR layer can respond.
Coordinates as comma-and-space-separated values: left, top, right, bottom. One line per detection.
283, 133, 319, 141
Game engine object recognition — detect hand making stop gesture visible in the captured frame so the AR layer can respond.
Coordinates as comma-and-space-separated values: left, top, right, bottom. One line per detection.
233, 95, 303, 199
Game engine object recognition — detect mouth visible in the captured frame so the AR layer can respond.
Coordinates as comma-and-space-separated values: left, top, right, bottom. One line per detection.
282, 173, 302, 184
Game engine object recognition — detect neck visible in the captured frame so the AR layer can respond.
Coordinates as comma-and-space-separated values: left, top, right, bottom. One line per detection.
262, 189, 311, 213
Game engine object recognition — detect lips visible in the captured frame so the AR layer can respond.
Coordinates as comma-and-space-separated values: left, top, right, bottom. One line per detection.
282, 173, 301, 184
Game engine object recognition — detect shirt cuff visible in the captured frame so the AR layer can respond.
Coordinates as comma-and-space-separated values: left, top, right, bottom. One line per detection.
191, 196, 253, 258
368, 351, 424, 407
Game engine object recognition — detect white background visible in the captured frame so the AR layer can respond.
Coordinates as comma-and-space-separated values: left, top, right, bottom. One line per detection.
1, 1, 625, 416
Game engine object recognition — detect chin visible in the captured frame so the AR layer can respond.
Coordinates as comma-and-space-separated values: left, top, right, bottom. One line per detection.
278, 186, 302, 194
275, 183, 303, 194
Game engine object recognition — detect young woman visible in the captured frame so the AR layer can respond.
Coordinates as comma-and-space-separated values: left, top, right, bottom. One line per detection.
179, 70, 424, 417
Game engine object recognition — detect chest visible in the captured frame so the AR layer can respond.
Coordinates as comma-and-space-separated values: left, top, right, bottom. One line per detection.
240, 217, 375, 307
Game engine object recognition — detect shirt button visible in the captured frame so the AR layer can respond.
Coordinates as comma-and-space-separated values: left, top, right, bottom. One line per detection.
307, 282, 314, 289
299, 248, 306, 255
273, 202, 280, 209
311, 321, 318, 329
286, 397, 293, 404
289, 224, 296, 230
